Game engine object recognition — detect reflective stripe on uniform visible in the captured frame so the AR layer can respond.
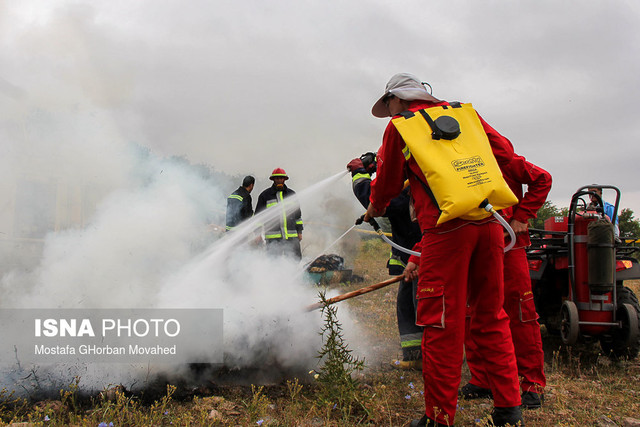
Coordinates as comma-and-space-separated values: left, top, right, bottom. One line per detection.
401, 339, 422, 348
389, 252, 405, 267
352, 172, 371, 183
228, 194, 244, 202
263, 194, 300, 240
389, 258, 405, 267
277, 191, 288, 238
402, 144, 411, 160
400, 332, 422, 348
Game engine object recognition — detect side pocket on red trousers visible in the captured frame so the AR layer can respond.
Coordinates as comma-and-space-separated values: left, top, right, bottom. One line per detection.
520, 290, 539, 322
416, 285, 445, 328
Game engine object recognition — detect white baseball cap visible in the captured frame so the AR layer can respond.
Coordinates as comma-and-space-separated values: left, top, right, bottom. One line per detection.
371, 73, 440, 118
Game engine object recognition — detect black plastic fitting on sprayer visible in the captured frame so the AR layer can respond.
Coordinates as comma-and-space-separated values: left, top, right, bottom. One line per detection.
478, 198, 490, 211
355, 214, 381, 233
433, 116, 461, 140
417, 109, 460, 141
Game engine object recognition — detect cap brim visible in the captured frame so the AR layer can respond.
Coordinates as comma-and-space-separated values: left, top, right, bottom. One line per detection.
371, 91, 440, 118
371, 94, 390, 118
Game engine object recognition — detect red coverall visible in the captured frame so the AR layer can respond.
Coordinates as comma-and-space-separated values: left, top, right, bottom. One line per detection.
370, 100, 521, 425
465, 155, 551, 394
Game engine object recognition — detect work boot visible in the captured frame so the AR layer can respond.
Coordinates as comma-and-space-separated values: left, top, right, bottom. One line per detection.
459, 382, 493, 399
391, 358, 422, 371
490, 406, 525, 426
521, 390, 543, 409
409, 414, 448, 427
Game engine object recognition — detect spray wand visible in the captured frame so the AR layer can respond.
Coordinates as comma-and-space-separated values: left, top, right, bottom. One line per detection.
355, 215, 421, 257
356, 198, 516, 256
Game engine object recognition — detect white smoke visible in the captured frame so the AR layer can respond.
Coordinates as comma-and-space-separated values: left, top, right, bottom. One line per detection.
0, 103, 370, 395
0, 2, 372, 395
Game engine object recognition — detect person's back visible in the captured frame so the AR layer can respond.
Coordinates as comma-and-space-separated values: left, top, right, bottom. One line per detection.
225, 176, 255, 232
365, 73, 523, 427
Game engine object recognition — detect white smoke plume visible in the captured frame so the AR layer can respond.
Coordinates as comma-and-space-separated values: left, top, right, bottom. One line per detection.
0, 2, 375, 396
0, 102, 371, 396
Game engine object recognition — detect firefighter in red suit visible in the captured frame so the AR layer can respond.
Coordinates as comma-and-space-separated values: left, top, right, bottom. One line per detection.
461, 155, 551, 409
365, 73, 523, 427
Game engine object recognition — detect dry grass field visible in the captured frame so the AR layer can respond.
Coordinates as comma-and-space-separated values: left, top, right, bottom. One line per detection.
1, 238, 639, 426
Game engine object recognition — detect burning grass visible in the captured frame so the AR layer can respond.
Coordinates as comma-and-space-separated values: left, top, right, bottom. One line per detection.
2, 241, 640, 426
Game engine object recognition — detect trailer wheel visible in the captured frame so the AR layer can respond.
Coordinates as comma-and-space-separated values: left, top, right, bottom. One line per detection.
560, 300, 579, 346
600, 286, 640, 360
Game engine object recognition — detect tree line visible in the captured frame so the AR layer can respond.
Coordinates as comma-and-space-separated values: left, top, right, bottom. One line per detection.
531, 201, 640, 239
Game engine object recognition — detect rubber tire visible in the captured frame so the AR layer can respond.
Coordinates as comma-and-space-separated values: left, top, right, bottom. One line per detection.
600, 286, 640, 360
560, 300, 580, 346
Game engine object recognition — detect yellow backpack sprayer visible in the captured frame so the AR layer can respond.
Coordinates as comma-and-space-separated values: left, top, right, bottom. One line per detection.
355, 102, 520, 255
308, 102, 525, 311
391, 102, 518, 225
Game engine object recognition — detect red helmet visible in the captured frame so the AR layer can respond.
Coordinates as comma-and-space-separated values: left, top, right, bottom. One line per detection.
269, 167, 289, 180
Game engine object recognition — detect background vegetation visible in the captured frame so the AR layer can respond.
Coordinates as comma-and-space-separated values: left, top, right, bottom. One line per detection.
531, 200, 640, 241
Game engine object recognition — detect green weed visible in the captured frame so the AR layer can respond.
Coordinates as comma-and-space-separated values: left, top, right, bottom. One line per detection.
314, 290, 369, 423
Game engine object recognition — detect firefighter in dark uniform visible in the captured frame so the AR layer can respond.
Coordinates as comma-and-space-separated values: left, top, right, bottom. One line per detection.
347, 152, 423, 369
255, 168, 303, 259
225, 175, 255, 232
